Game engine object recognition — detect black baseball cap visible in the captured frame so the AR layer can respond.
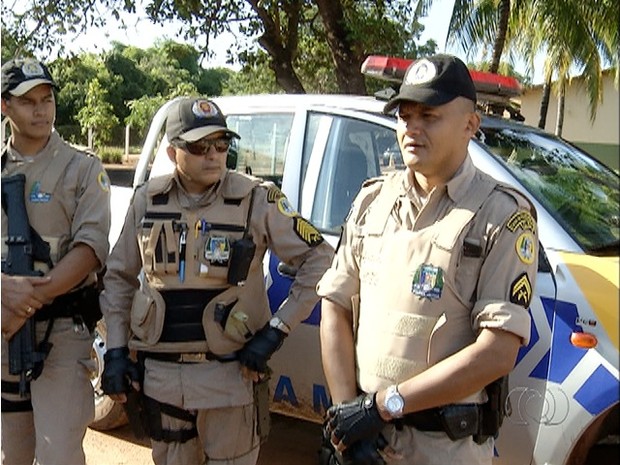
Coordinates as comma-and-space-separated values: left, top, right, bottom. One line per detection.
1, 58, 57, 97
166, 97, 240, 142
383, 54, 477, 113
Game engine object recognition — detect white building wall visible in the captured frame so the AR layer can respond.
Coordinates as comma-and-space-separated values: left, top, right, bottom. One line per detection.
520, 71, 618, 144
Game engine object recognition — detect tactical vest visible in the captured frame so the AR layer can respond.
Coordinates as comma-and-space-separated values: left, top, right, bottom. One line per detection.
1, 139, 81, 274
354, 171, 500, 403
129, 172, 272, 355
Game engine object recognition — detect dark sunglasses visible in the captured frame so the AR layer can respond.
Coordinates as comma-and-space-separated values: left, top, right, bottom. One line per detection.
174, 137, 232, 155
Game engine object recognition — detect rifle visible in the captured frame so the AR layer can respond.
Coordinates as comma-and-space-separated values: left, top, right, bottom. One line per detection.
1, 173, 49, 397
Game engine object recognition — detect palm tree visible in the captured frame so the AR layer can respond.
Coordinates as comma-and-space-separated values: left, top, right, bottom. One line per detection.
515, 0, 618, 133
442, 0, 618, 131
445, 0, 515, 73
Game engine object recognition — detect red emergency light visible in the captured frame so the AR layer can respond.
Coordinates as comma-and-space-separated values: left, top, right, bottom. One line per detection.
361, 55, 522, 99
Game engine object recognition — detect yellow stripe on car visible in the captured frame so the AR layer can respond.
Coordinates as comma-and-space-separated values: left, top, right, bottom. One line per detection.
559, 252, 619, 350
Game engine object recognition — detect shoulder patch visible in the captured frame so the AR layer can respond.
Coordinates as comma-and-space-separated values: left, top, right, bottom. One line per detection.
277, 197, 298, 217
506, 210, 536, 232
515, 231, 536, 264
293, 217, 323, 247
97, 171, 110, 192
510, 272, 532, 308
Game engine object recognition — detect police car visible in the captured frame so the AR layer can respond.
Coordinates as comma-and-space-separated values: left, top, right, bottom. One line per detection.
93, 56, 619, 464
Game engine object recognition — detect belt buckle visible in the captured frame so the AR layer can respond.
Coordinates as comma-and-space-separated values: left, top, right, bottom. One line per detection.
179, 353, 207, 363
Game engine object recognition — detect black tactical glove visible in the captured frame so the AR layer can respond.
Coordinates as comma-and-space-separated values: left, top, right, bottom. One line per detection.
342, 436, 388, 465
237, 323, 286, 373
327, 393, 387, 448
101, 347, 141, 395
320, 418, 387, 465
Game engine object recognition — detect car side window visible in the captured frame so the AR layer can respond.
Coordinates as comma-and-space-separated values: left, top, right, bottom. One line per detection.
226, 113, 294, 188
303, 112, 395, 234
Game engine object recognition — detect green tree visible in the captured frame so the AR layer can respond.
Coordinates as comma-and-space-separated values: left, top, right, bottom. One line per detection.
77, 78, 119, 148
49, 54, 101, 141
445, 0, 513, 74
1, 0, 436, 95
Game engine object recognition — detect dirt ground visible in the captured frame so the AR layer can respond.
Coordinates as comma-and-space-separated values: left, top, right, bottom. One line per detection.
84, 413, 322, 465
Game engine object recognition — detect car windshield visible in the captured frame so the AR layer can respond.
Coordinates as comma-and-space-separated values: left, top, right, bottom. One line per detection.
477, 124, 620, 255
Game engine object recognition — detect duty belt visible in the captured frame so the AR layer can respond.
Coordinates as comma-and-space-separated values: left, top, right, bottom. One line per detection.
141, 351, 237, 364
33, 284, 101, 331
394, 403, 487, 443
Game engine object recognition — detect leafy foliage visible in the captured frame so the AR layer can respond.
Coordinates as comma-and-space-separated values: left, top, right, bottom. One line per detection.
77, 78, 119, 147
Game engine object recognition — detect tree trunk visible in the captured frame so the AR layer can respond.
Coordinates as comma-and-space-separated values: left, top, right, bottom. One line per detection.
315, 0, 366, 94
538, 75, 552, 129
490, 0, 510, 73
247, 0, 306, 94
555, 81, 565, 137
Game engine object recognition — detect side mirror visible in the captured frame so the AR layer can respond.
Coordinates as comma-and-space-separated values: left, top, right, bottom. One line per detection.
227, 139, 239, 170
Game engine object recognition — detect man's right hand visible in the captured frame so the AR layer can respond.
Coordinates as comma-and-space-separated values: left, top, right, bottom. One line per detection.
341, 437, 388, 465
321, 419, 388, 465
101, 347, 141, 403
1, 273, 51, 317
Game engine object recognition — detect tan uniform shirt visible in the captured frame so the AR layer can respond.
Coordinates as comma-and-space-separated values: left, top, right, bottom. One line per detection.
318, 156, 537, 387
1, 132, 111, 465
1, 131, 111, 271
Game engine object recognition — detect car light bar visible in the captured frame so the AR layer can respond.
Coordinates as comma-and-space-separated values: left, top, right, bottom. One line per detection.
361, 55, 522, 98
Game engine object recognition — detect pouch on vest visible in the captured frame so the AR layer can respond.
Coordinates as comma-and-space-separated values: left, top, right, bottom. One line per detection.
203, 287, 256, 354
130, 285, 166, 345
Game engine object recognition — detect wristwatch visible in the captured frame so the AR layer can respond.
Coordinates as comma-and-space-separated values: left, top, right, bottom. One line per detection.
269, 316, 290, 335
383, 384, 405, 418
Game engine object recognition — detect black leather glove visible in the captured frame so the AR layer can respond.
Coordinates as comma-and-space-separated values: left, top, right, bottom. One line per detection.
101, 347, 141, 395
321, 417, 387, 465
237, 323, 286, 373
341, 436, 388, 465
327, 393, 387, 448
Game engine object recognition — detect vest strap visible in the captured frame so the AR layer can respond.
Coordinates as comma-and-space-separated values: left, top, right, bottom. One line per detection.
1, 397, 33, 412
433, 173, 497, 251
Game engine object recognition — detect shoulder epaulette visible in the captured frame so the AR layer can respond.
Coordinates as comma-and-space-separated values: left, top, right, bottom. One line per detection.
147, 174, 175, 196
495, 182, 537, 220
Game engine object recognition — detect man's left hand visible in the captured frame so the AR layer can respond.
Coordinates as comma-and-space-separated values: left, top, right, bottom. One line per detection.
237, 323, 286, 373
327, 393, 387, 449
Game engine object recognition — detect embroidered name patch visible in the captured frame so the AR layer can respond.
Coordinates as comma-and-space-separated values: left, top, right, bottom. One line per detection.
515, 232, 536, 264
204, 236, 230, 264
293, 217, 323, 247
510, 272, 532, 308
411, 264, 444, 300
506, 210, 535, 232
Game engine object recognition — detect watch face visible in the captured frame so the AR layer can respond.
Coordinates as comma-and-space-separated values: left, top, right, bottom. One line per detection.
386, 393, 404, 413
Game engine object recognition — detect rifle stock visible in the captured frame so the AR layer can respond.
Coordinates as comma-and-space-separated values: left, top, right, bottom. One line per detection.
1, 174, 47, 397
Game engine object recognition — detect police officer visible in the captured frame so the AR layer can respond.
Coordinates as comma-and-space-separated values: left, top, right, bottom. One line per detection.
318, 54, 538, 465
1, 58, 111, 464
100, 97, 333, 465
